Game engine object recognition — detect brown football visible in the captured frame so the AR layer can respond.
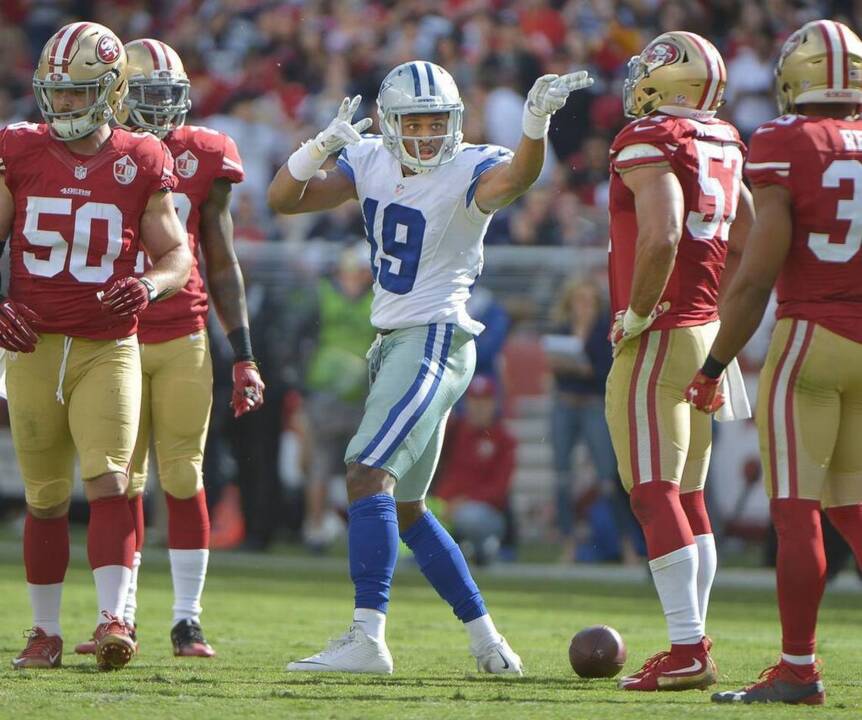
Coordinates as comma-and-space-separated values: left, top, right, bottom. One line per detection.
569, 625, 627, 678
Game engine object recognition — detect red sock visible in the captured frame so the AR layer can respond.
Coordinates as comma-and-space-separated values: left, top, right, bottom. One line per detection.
825, 504, 862, 570
166, 490, 210, 549
771, 498, 825, 657
129, 494, 145, 553
87, 495, 135, 570
23, 513, 70, 584
630, 481, 694, 560
680, 490, 712, 536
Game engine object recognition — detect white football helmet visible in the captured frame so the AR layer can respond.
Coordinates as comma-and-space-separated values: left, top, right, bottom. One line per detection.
33, 22, 127, 141
377, 61, 463, 173
119, 39, 191, 138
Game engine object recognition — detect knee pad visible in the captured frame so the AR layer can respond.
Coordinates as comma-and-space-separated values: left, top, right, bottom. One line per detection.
159, 455, 204, 499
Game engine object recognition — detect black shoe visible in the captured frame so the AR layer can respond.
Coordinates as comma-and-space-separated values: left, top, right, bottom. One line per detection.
170, 619, 216, 658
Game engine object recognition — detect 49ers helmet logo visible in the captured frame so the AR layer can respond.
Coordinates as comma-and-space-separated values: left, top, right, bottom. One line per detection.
643, 41, 681, 70
96, 35, 120, 63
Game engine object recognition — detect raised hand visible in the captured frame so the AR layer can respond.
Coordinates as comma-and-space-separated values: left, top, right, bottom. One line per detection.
526, 71, 594, 118
311, 95, 373, 158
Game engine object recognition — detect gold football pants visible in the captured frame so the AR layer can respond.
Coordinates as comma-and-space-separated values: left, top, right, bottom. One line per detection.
606, 323, 717, 493
758, 318, 862, 506
6, 333, 141, 510
128, 331, 213, 499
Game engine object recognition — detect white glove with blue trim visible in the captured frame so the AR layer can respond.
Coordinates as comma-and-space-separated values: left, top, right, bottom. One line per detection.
522, 72, 594, 139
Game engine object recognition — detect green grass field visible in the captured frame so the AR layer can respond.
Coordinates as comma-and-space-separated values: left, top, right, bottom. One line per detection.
0, 544, 859, 720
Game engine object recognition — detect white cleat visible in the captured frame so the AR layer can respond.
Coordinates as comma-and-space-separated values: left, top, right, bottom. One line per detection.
286, 624, 394, 674
472, 636, 524, 676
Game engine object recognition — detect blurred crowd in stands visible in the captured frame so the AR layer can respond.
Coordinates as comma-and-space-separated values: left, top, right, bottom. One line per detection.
2, 0, 860, 572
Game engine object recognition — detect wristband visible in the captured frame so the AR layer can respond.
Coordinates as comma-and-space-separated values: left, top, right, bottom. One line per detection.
521, 103, 550, 140
227, 326, 255, 362
701, 353, 727, 380
286, 140, 327, 182
139, 277, 158, 302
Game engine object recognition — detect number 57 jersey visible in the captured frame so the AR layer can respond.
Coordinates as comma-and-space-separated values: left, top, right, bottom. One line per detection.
746, 115, 862, 342
337, 138, 512, 335
0, 122, 175, 339
608, 114, 746, 329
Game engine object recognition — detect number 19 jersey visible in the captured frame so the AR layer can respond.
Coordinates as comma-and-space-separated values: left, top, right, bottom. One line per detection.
337, 138, 512, 335
608, 114, 745, 330
746, 115, 862, 343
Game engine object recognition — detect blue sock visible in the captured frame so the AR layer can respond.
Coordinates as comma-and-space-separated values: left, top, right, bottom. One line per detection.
348, 494, 399, 613
401, 510, 487, 622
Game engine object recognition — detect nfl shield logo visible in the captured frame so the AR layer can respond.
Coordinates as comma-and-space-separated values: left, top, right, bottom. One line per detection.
176, 150, 199, 179
74, 165, 87, 180
113, 155, 138, 185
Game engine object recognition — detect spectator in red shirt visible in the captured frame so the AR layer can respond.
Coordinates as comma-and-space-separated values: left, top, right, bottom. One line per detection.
434, 376, 517, 565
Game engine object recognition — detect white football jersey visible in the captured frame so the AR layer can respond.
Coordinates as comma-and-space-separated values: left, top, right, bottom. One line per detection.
337, 137, 513, 335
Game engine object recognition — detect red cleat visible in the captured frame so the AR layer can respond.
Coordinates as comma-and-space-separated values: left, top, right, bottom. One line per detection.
76, 622, 137, 655
712, 660, 825, 705
93, 612, 136, 670
619, 637, 717, 691
11, 627, 63, 670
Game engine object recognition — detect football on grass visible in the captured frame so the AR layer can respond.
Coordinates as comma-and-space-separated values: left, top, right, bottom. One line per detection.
569, 625, 627, 678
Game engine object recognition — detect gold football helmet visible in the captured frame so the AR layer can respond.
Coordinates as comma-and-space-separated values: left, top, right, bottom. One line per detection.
624, 31, 727, 118
775, 20, 862, 114
33, 22, 127, 141
118, 39, 191, 138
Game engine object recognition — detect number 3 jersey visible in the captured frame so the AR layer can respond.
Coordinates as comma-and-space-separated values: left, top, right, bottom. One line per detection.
137, 125, 245, 344
608, 114, 746, 329
0, 122, 175, 339
746, 115, 862, 343
337, 138, 513, 335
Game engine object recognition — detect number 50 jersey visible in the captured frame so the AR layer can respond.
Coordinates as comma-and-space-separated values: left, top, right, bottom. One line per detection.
337, 138, 512, 335
746, 115, 862, 342
0, 122, 176, 339
608, 114, 746, 329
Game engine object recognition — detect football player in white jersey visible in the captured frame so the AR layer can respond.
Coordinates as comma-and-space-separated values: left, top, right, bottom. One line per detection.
269, 61, 592, 674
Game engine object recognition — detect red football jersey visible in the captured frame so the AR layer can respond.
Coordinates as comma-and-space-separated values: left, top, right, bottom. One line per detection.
746, 115, 862, 343
136, 125, 245, 343
0, 122, 175, 340
608, 114, 746, 330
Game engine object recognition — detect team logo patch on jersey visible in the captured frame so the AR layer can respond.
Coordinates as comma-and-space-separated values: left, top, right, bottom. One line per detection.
644, 41, 681, 70
175, 150, 199, 178
74, 165, 87, 180
113, 154, 138, 185
96, 35, 121, 64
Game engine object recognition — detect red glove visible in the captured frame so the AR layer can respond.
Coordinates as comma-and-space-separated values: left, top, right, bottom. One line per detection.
231, 360, 265, 418
0, 298, 40, 353
100, 277, 151, 317
685, 370, 725, 413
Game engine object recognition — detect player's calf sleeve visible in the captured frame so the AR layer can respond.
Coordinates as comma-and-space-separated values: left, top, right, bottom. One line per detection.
166, 490, 210, 549
631, 482, 701, 643
24, 513, 70, 584
681, 490, 717, 623
125, 495, 145, 625
24, 514, 69, 636
771, 498, 825, 658
825, 504, 862, 569
349, 494, 399, 613
630, 481, 695, 560
88, 495, 134, 619
400, 510, 487, 623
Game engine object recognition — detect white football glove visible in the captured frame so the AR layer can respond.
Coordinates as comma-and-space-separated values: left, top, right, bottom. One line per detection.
610, 302, 670, 357
522, 71, 594, 139
287, 95, 373, 181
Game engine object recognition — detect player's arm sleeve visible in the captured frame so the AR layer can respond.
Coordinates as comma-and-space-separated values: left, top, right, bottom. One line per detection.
465, 145, 515, 222
609, 122, 677, 175
744, 124, 792, 189
0, 129, 7, 177
335, 147, 355, 187
218, 134, 245, 183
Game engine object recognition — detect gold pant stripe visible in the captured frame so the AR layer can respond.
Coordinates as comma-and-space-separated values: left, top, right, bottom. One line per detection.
628, 330, 670, 484
765, 319, 814, 499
